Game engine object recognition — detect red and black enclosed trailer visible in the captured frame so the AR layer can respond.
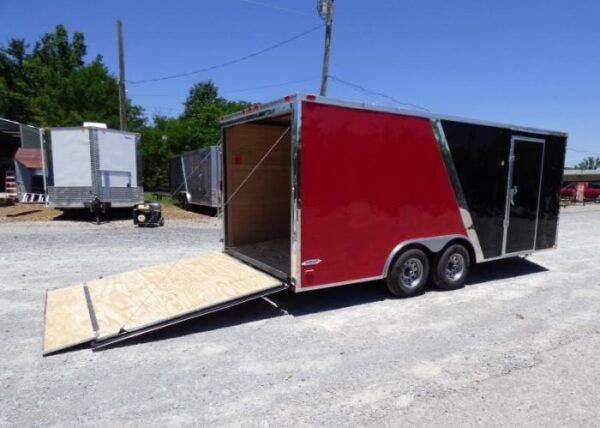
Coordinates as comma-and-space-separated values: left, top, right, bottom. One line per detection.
220, 94, 567, 297
42, 94, 568, 354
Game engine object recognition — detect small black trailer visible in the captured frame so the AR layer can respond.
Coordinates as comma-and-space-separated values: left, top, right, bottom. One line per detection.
170, 146, 221, 209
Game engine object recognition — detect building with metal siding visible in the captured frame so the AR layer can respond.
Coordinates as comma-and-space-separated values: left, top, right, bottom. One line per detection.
562, 169, 600, 183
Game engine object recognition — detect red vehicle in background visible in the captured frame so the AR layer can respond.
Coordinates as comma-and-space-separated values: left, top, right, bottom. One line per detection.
561, 181, 600, 200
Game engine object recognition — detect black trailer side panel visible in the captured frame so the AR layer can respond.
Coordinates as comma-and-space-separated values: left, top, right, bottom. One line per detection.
535, 134, 566, 250
442, 120, 567, 259
441, 121, 510, 259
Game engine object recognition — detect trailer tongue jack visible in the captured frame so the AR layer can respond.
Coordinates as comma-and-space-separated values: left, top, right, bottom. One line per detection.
89, 197, 106, 225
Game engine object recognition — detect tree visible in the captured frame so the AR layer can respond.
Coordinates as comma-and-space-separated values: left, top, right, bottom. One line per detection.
140, 81, 250, 190
182, 81, 223, 120
0, 25, 145, 129
574, 156, 600, 170
181, 80, 249, 148
140, 115, 189, 190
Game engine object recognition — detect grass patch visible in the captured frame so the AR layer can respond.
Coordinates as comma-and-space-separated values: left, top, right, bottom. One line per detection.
144, 191, 177, 206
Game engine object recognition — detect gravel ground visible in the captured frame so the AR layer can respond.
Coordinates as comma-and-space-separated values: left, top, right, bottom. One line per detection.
1, 207, 600, 426
0, 203, 212, 223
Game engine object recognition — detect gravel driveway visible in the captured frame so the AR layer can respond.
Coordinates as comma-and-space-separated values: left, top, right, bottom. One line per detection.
1, 207, 599, 426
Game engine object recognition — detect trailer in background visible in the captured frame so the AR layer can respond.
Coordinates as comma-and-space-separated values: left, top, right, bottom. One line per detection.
170, 146, 221, 209
0, 118, 45, 202
44, 125, 143, 212
14, 148, 47, 202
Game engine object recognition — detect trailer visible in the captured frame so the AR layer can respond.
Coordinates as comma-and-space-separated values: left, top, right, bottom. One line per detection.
0, 118, 45, 201
43, 125, 143, 212
170, 146, 221, 209
42, 94, 567, 354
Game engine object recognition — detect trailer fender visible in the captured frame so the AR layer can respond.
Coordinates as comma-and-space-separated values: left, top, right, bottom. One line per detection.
382, 234, 474, 277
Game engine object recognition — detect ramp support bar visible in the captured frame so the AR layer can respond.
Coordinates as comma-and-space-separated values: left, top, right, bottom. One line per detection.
92, 283, 289, 351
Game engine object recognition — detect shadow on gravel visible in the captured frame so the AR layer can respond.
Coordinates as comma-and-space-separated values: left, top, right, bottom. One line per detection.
53, 208, 133, 223
180, 204, 218, 217
102, 297, 285, 350
102, 282, 390, 350
467, 257, 548, 286
45, 342, 92, 357
7, 209, 41, 217
93, 257, 548, 351
271, 280, 389, 316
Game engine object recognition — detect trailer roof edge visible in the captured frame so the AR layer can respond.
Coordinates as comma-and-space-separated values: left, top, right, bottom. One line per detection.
219, 94, 567, 137
44, 126, 141, 136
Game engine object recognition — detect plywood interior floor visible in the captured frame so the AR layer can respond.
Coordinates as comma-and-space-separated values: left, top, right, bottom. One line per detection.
232, 239, 290, 276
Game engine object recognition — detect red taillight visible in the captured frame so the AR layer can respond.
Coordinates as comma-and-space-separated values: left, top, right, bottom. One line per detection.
284, 95, 295, 102
306, 94, 317, 100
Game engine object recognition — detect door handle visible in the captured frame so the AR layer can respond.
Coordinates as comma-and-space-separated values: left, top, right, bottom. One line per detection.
510, 185, 518, 206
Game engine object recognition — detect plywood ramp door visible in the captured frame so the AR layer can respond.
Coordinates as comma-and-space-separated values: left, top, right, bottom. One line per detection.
43, 252, 285, 355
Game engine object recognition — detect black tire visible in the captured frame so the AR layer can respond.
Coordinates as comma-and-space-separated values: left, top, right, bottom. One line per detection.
160, 218, 165, 227
386, 248, 430, 297
432, 244, 470, 290
181, 195, 189, 211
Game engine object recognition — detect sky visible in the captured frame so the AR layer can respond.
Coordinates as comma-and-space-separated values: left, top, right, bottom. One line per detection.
0, 0, 598, 165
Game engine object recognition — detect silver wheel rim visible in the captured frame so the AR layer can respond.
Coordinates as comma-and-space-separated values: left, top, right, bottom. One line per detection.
401, 257, 423, 289
445, 253, 465, 282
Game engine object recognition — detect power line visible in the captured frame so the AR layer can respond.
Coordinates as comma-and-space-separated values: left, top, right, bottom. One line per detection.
128, 24, 324, 84
129, 76, 319, 98
329, 75, 431, 112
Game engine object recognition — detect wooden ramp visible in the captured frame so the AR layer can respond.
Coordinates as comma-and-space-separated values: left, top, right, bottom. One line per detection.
43, 252, 286, 355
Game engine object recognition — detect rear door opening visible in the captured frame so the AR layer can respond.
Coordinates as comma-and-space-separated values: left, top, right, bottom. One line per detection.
223, 114, 293, 281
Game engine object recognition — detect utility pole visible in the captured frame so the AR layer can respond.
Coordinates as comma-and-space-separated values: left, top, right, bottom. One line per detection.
318, 0, 334, 96
117, 19, 127, 131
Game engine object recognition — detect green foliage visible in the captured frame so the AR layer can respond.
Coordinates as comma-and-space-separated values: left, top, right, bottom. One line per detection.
574, 156, 600, 170
0, 25, 145, 129
141, 81, 250, 190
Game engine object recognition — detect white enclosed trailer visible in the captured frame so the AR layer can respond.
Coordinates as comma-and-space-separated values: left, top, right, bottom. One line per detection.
44, 125, 143, 210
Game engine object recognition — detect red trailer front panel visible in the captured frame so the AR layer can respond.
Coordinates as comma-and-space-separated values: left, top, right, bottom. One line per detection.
299, 102, 466, 289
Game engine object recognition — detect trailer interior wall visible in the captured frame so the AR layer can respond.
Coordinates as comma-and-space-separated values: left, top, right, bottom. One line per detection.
223, 115, 292, 278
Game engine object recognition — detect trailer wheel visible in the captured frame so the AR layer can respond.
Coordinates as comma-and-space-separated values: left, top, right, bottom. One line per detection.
432, 244, 470, 291
181, 196, 189, 211
386, 248, 429, 297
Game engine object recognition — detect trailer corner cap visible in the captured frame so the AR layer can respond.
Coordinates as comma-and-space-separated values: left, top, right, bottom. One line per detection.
43, 252, 287, 355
